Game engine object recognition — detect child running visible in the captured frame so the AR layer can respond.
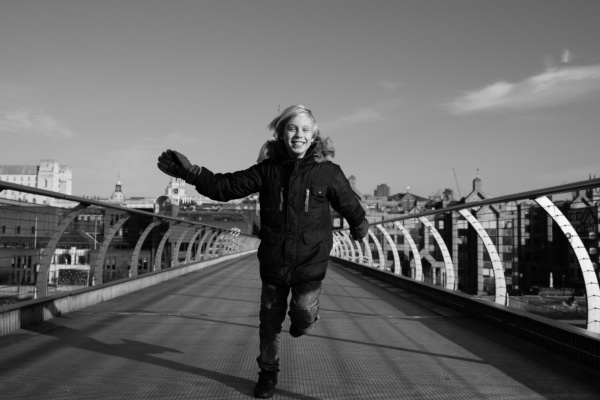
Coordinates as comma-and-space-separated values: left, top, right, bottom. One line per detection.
157, 104, 369, 398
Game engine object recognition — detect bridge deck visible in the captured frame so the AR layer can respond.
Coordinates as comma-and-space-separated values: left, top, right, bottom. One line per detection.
1, 254, 599, 399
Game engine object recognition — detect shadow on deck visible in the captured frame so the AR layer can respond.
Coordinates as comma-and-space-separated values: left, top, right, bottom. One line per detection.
1, 254, 599, 399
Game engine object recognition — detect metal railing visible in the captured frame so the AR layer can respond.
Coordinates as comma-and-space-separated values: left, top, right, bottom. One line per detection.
0, 181, 260, 305
333, 178, 600, 333
2, 176, 600, 370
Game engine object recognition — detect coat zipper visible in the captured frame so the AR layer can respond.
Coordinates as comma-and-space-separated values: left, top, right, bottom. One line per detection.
279, 188, 284, 211
304, 188, 309, 213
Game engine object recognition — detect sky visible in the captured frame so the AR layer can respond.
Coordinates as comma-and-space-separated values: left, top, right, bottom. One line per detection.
1, 0, 600, 200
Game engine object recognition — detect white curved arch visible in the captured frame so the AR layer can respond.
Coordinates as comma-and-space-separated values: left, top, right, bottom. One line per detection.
339, 231, 359, 263
204, 230, 221, 258
458, 209, 507, 305
36, 204, 89, 296
91, 215, 132, 284
341, 231, 364, 264
154, 223, 181, 271
375, 224, 401, 274
332, 232, 344, 258
226, 230, 241, 254
367, 228, 384, 269
331, 233, 341, 257
418, 216, 455, 290
344, 232, 358, 263
196, 229, 214, 261
392, 221, 423, 281
130, 221, 161, 276
333, 232, 348, 260
186, 227, 205, 262
337, 231, 351, 259
335, 232, 349, 259
535, 196, 600, 333
173, 225, 194, 266
217, 231, 236, 255
361, 235, 373, 266
211, 231, 229, 257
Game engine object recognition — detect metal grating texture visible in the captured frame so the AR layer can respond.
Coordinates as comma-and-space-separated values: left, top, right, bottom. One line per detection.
1, 254, 599, 399
332, 256, 600, 371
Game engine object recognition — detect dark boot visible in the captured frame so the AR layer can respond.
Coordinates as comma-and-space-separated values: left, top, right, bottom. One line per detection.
254, 370, 278, 398
289, 324, 304, 338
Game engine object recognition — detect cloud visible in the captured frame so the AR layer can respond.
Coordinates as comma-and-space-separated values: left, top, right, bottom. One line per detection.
561, 48, 571, 63
0, 108, 74, 137
322, 100, 402, 133
447, 64, 600, 115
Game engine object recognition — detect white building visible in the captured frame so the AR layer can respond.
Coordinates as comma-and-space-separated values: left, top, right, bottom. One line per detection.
0, 160, 72, 206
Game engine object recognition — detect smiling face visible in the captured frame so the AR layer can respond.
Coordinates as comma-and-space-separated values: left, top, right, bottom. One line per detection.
281, 113, 315, 158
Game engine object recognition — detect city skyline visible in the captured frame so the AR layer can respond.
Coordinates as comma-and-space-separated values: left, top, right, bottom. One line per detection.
1, 1, 600, 199
0, 157, 514, 202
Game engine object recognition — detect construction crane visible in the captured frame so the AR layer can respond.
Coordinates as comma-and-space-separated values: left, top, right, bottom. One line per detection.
452, 167, 463, 198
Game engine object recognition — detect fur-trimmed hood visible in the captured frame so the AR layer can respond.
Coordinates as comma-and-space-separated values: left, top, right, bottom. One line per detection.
256, 136, 335, 164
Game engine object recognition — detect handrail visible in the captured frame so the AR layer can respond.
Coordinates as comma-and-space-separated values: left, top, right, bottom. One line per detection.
0, 180, 256, 238
335, 177, 600, 229
0, 180, 260, 301
333, 177, 600, 333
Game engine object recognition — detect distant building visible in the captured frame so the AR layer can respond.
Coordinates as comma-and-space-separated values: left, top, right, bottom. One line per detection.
374, 183, 390, 198
0, 160, 72, 206
109, 178, 125, 202
387, 191, 430, 212
347, 175, 365, 200
453, 174, 516, 295
0, 175, 260, 286
152, 178, 259, 235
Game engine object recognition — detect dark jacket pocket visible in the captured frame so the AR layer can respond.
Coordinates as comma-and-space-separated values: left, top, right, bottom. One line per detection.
303, 229, 329, 244
311, 185, 327, 197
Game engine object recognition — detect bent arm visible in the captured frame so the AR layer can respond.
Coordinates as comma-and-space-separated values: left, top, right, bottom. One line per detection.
189, 164, 263, 202
328, 167, 369, 240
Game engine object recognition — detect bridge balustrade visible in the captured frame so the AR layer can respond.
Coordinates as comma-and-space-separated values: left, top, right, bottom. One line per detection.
333, 178, 600, 334
3, 177, 600, 370
0, 181, 259, 306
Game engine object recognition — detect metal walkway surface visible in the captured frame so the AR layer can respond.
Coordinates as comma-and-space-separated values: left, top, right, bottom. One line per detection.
1, 254, 599, 399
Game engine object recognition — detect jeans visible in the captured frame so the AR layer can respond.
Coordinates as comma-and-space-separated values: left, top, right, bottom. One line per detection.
256, 281, 322, 372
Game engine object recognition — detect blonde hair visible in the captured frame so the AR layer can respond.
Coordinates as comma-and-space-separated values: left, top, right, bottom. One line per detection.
267, 104, 320, 140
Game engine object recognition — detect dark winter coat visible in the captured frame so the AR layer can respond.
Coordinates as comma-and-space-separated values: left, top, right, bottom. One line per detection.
191, 137, 368, 286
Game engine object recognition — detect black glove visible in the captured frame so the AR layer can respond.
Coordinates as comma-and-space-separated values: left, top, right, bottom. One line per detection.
157, 149, 201, 183
350, 219, 369, 241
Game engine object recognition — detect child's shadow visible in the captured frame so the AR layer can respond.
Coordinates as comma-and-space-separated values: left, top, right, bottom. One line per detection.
24, 323, 319, 399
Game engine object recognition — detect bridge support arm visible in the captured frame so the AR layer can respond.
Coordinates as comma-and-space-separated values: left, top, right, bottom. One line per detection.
393, 221, 423, 281
129, 221, 161, 277
35, 203, 89, 297
535, 196, 600, 333
418, 217, 456, 290
91, 215, 131, 285
458, 209, 507, 305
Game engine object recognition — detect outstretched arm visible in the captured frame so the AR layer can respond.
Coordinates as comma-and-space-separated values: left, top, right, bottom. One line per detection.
157, 149, 262, 202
